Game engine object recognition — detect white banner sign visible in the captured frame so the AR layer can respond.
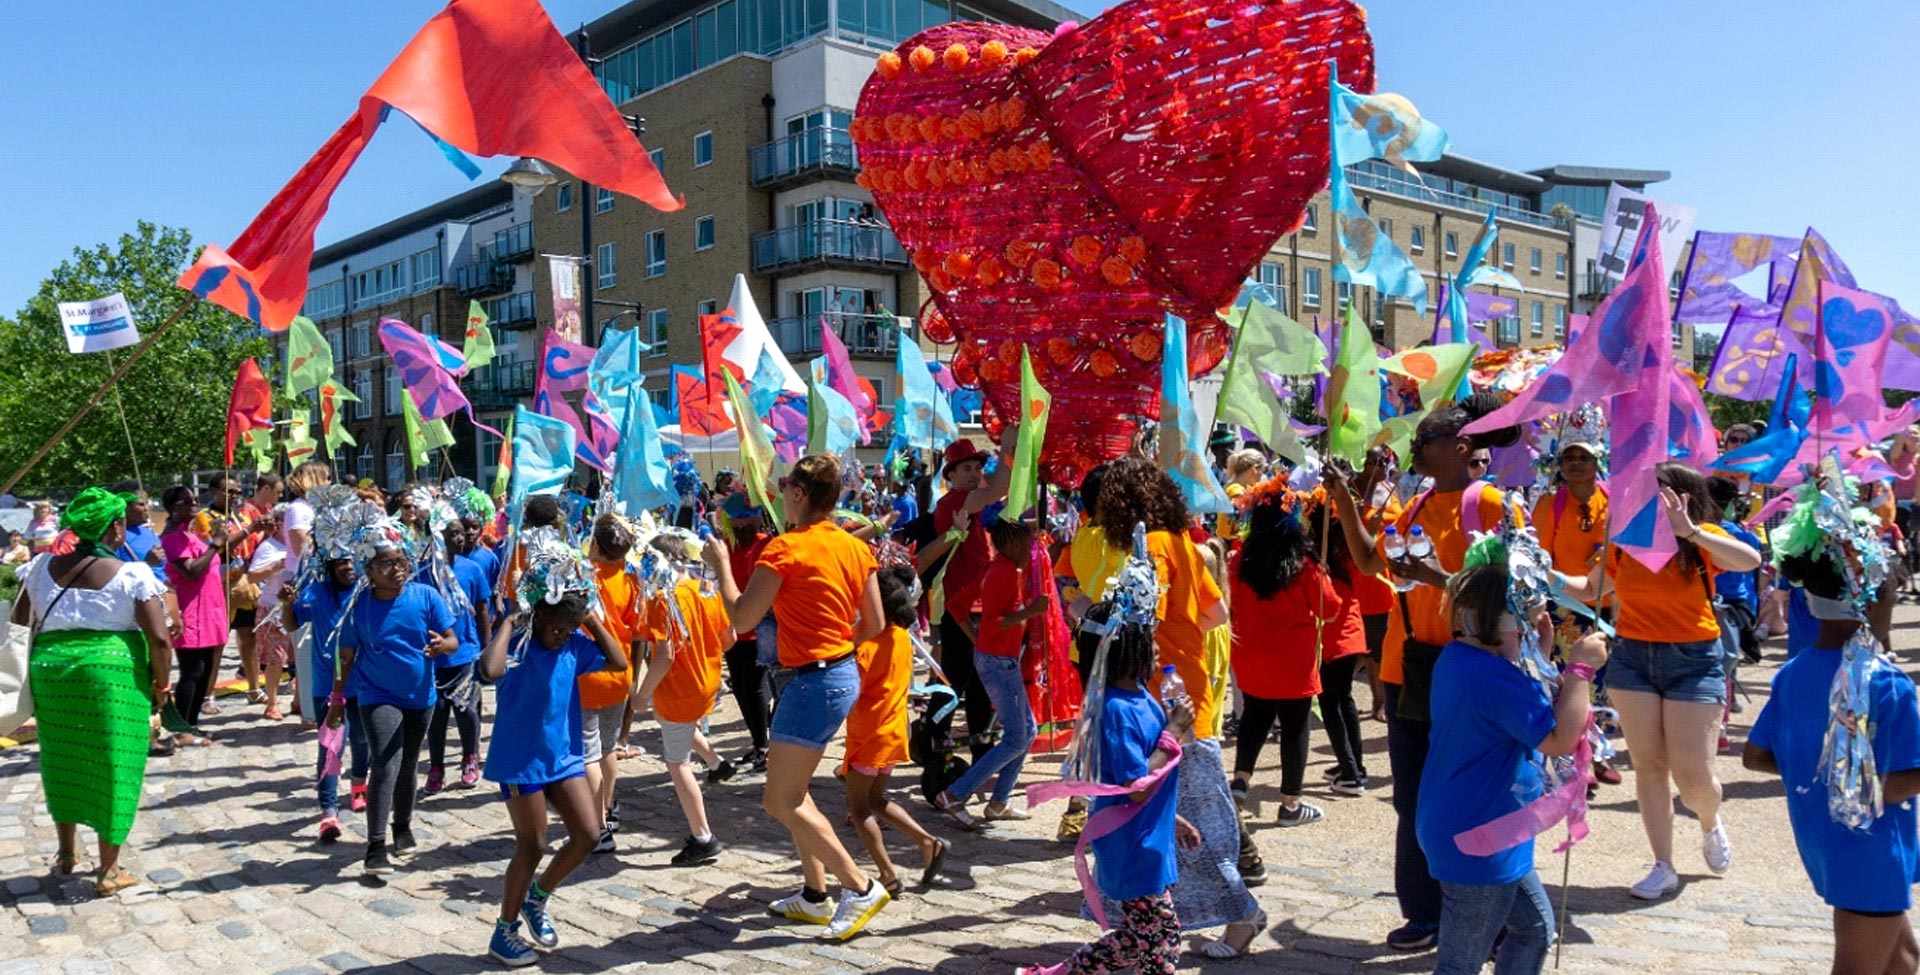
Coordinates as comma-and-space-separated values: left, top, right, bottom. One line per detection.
57, 293, 141, 354
1595, 184, 1696, 285
548, 255, 583, 344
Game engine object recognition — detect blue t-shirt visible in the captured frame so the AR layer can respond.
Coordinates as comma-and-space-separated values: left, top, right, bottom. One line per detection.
891, 493, 919, 525
1713, 521, 1762, 615
339, 583, 452, 710
291, 580, 352, 699
1787, 586, 1817, 657
469, 544, 502, 592
1089, 686, 1179, 901
1417, 641, 1557, 886
485, 631, 605, 786
1748, 644, 1920, 912
117, 523, 167, 586
440, 554, 492, 668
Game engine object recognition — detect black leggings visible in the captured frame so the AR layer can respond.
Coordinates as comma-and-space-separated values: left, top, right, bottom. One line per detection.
427, 663, 480, 769
174, 646, 221, 731
725, 639, 770, 752
357, 702, 428, 845
1235, 695, 1314, 796
1319, 655, 1368, 779
938, 612, 994, 759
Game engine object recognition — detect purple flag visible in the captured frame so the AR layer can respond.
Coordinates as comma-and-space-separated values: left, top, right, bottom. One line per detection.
537, 328, 595, 394
1704, 305, 1804, 400
819, 319, 875, 441
1666, 367, 1719, 468
379, 318, 473, 420
1430, 283, 1499, 350
533, 328, 615, 471
1605, 205, 1678, 571
1674, 231, 1799, 325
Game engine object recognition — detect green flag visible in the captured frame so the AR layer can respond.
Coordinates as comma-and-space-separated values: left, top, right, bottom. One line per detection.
285, 315, 333, 398
1000, 346, 1050, 522
806, 377, 828, 456
245, 426, 275, 475
1216, 302, 1326, 462
318, 380, 358, 458
402, 390, 455, 469
723, 368, 785, 526
462, 300, 496, 371
1377, 342, 1476, 457
1324, 304, 1382, 465
490, 411, 515, 499
284, 409, 319, 466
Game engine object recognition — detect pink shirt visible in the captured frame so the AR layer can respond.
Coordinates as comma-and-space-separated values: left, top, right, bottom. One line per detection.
161, 527, 227, 649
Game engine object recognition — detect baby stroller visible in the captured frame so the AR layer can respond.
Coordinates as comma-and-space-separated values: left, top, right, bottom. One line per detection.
908, 682, 969, 804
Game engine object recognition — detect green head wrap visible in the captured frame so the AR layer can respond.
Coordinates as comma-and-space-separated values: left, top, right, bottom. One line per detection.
60, 487, 132, 555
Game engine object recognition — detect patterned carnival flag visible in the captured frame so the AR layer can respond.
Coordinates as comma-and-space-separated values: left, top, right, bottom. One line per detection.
490, 410, 515, 500
1378, 342, 1475, 457
225, 358, 274, 467
462, 300, 495, 371
284, 409, 319, 466
246, 426, 275, 476
702, 274, 806, 416
284, 315, 333, 398
896, 322, 959, 451
317, 379, 358, 458
1600, 204, 1679, 571
806, 371, 862, 458
818, 318, 874, 438
1667, 367, 1720, 468
1160, 314, 1233, 514
1811, 283, 1905, 435
1001, 347, 1051, 522
1328, 74, 1448, 315
1673, 231, 1801, 326
1713, 353, 1810, 485
1323, 304, 1383, 466
402, 387, 457, 469
506, 405, 576, 539
378, 318, 473, 420
534, 327, 614, 471
723, 369, 783, 525
1216, 300, 1323, 462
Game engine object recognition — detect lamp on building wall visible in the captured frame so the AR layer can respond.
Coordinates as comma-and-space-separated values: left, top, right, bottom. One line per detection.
502, 157, 561, 193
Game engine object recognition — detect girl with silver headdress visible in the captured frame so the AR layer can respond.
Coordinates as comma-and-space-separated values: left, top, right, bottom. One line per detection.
282, 491, 374, 845
324, 514, 459, 878
423, 489, 494, 799
477, 527, 630, 967
1745, 464, 1920, 975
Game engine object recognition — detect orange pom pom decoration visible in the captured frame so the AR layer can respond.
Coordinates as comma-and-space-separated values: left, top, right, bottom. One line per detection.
980, 40, 1008, 68
1004, 240, 1041, 268
1100, 256, 1135, 286
978, 100, 1002, 134
876, 51, 903, 79
941, 116, 962, 140
943, 249, 976, 279
1129, 329, 1161, 362
987, 148, 1008, 175
927, 268, 956, 293
854, 170, 875, 190
1069, 235, 1102, 267
1119, 235, 1147, 265
968, 158, 990, 183
1001, 98, 1027, 128
917, 115, 943, 143
1032, 258, 1064, 288
913, 249, 937, 275
1090, 349, 1119, 378
975, 255, 1005, 287
979, 358, 1007, 384
909, 45, 937, 72
1045, 336, 1075, 365
879, 169, 900, 192
924, 163, 945, 189
1013, 46, 1040, 66
943, 43, 970, 70
1028, 141, 1053, 168
901, 160, 924, 190
957, 110, 983, 140
1002, 148, 1028, 173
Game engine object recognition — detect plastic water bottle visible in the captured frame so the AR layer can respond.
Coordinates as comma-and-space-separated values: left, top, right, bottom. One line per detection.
1160, 664, 1190, 711
1406, 525, 1434, 561
1383, 527, 1416, 591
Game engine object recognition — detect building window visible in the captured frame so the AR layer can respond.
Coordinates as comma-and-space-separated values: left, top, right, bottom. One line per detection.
1301, 205, 1317, 232
410, 246, 441, 292
697, 299, 719, 320
1554, 304, 1568, 338
693, 131, 714, 167
597, 242, 618, 289
650, 148, 666, 173
1377, 217, 1393, 240
351, 370, 372, 419
1256, 261, 1289, 310
351, 321, 371, 358
1673, 324, 1685, 348
1530, 301, 1545, 337
419, 312, 434, 335
1501, 242, 1515, 270
383, 365, 401, 416
1444, 231, 1459, 259
695, 215, 716, 251
1555, 253, 1567, 279
595, 187, 614, 214
386, 440, 405, 489
556, 182, 573, 212
327, 329, 345, 368
646, 230, 667, 277
1303, 267, 1323, 309
1336, 280, 1355, 312
1409, 226, 1425, 255
1529, 248, 1542, 275
647, 309, 669, 354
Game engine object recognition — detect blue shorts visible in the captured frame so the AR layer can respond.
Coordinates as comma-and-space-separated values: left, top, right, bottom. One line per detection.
769, 654, 858, 750
497, 771, 585, 801
1606, 637, 1726, 705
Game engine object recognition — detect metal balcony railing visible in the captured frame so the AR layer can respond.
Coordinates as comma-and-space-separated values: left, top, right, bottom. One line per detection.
494, 223, 534, 263
1576, 272, 1615, 300
484, 291, 537, 328
1344, 165, 1568, 232
452, 261, 514, 298
469, 360, 538, 409
749, 129, 859, 188
767, 313, 906, 359
750, 220, 908, 273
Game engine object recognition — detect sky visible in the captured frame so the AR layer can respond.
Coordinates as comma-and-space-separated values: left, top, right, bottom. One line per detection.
2, 0, 1914, 321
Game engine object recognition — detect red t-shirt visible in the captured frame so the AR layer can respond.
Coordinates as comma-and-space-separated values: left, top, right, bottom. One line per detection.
727, 531, 769, 642
933, 490, 992, 616
972, 559, 1025, 657
1228, 557, 1347, 700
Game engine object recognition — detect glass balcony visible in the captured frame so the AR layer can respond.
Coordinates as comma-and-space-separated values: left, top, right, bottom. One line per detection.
493, 223, 534, 263
484, 291, 538, 329
1344, 165, 1567, 232
469, 360, 538, 409
750, 220, 907, 273
452, 262, 514, 298
767, 313, 905, 359
749, 128, 859, 189
1576, 272, 1615, 300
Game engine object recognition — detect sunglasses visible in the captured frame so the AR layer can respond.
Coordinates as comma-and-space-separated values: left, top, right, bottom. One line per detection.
369, 557, 409, 572
1468, 458, 1490, 469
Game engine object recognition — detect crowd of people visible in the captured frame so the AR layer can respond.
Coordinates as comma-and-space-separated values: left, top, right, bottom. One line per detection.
5, 405, 1919, 974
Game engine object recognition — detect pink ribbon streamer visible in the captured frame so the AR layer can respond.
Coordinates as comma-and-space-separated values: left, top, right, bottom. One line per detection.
1453, 717, 1594, 857
1027, 732, 1183, 929
318, 723, 345, 778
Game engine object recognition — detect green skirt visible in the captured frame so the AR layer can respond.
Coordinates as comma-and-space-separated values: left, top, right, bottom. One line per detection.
29, 628, 153, 845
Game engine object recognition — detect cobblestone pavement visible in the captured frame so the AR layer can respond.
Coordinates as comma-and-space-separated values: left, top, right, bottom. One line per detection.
3, 609, 1917, 975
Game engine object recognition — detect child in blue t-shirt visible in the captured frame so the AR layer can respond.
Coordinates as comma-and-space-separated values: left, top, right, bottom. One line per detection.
284, 557, 368, 844
479, 587, 629, 966
424, 520, 493, 796
1745, 552, 1920, 973
1016, 626, 1199, 975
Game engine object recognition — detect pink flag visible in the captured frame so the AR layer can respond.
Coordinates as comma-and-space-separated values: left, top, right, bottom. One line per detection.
1604, 205, 1678, 571
378, 318, 495, 432
1812, 283, 1903, 435
818, 318, 875, 437
537, 328, 595, 394
534, 328, 615, 471
1667, 367, 1720, 469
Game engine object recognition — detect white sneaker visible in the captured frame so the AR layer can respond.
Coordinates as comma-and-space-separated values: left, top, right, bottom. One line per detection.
1703, 823, 1732, 875
769, 890, 835, 925
1629, 861, 1679, 900
822, 881, 891, 940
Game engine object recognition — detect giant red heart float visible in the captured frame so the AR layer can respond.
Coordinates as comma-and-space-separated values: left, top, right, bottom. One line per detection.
854, 0, 1372, 484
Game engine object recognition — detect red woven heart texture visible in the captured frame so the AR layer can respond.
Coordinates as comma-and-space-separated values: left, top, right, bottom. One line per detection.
854, 0, 1373, 484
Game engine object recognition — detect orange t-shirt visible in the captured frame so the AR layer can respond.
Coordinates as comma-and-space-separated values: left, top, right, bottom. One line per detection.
652, 579, 734, 724
757, 521, 878, 667
846, 626, 913, 769
579, 562, 643, 710
1146, 530, 1225, 737
1608, 524, 1726, 643
1355, 496, 1405, 616
1531, 487, 1610, 578
1391, 485, 1522, 650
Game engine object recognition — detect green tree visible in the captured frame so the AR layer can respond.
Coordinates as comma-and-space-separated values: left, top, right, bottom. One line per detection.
0, 222, 270, 495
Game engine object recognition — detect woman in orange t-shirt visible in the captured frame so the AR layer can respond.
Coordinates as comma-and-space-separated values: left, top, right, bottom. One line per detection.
843, 565, 949, 897
705, 455, 890, 937
1558, 463, 1761, 900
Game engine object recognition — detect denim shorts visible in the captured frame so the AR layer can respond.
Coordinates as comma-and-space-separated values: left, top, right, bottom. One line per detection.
769, 654, 858, 750
1605, 637, 1726, 705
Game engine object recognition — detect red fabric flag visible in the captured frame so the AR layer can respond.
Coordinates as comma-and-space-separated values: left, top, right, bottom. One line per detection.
178, 0, 680, 331
225, 359, 274, 466
674, 370, 733, 437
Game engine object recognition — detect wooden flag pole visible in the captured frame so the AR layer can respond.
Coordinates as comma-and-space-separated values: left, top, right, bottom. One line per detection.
2, 296, 198, 496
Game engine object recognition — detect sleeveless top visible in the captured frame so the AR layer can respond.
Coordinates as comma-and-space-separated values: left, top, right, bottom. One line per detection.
24, 555, 167, 633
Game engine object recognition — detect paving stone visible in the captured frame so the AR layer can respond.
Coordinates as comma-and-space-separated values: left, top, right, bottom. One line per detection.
26, 917, 66, 937
365, 898, 412, 918
215, 920, 251, 940
318, 951, 370, 972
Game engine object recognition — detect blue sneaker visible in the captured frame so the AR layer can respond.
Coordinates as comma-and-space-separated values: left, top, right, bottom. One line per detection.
521, 896, 559, 949
488, 921, 538, 968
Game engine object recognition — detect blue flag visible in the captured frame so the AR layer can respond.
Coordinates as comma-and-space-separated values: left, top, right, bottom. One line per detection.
1712, 353, 1811, 485
508, 405, 576, 522
1329, 73, 1449, 316
896, 324, 958, 451
1159, 313, 1232, 515
593, 327, 675, 513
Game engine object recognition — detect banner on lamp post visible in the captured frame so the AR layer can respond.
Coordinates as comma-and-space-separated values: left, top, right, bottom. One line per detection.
548, 256, 586, 343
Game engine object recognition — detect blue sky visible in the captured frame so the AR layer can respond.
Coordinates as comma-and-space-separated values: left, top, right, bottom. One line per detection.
2, 0, 1913, 320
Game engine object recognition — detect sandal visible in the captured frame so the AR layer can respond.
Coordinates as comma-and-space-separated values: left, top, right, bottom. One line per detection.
263, 707, 284, 721
94, 867, 138, 898
1197, 910, 1269, 959
882, 876, 904, 898
247, 689, 268, 705
53, 852, 82, 876
919, 838, 949, 888
149, 735, 177, 757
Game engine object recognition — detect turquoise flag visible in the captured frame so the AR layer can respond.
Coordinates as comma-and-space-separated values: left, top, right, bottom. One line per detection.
595, 327, 674, 513
508, 405, 575, 532
807, 361, 862, 457
1159, 314, 1231, 515
895, 323, 958, 451
1329, 72, 1449, 317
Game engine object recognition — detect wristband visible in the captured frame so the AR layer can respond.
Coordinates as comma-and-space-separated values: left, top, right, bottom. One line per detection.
1565, 662, 1597, 682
